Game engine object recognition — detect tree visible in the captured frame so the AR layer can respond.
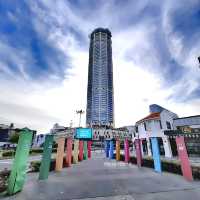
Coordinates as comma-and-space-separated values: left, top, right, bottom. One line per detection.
9, 133, 19, 144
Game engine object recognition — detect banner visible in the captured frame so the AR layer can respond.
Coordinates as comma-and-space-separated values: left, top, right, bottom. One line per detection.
116, 140, 120, 161
151, 137, 162, 173
176, 136, 193, 181
39, 134, 53, 180
55, 137, 65, 171
73, 139, 79, 164
83, 141, 88, 160
88, 141, 92, 159
79, 140, 84, 161
124, 139, 130, 163
66, 138, 72, 167
7, 129, 33, 195
135, 139, 142, 167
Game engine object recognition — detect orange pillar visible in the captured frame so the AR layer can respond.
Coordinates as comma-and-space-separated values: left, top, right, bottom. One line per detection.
116, 139, 120, 161
55, 137, 65, 172
73, 139, 79, 164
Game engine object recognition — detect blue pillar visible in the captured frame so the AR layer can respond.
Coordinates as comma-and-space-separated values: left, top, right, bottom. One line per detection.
151, 137, 162, 173
109, 140, 114, 159
105, 141, 110, 158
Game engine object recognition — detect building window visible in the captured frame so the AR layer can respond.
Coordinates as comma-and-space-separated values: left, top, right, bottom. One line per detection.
135, 126, 138, 133
166, 121, 171, 130
144, 122, 147, 131
159, 120, 162, 129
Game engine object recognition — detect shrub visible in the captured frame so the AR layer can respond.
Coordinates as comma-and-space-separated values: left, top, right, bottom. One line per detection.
30, 148, 43, 154
30, 161, 41, 172
2, 150, 15, 157
0, 169, 10, 193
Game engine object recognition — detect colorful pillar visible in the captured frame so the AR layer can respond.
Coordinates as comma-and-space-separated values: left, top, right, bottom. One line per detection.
7, 129, 33, 195
79, 140, 84, 161
109, 140, 114, 159
105, 141, 110, 158
151, 137, 162, 173
66, 137, 72, 167
88, 141, 92, 159
176, 136, 193, 181
116, 139, 120, 161
124, 139, 130, 163
83, 141, 88, 160
39, 134, 53, 180
55, 137, 65, 172
135, 139, 142, 167
73, 139, 79, 164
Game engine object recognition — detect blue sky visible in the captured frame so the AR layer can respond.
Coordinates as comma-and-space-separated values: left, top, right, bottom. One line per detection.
0, 0, 199, 132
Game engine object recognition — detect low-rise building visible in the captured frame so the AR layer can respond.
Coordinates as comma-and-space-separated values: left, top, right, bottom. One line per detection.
164, 115, 200, 157
134, 104, 178, 158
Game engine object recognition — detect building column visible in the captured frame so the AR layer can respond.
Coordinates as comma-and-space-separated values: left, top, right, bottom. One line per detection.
162, 136, 172, 158
146, 137, 152, 156
140, 139, 144, 156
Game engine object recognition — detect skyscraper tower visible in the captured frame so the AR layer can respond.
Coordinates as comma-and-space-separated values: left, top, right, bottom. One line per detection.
86, 28, 114, 128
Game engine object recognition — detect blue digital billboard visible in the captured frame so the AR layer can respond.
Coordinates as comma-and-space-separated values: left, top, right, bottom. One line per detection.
75, 128, 93, 139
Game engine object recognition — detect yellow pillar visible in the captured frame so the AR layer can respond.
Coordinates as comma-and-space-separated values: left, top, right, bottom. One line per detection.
55, 137, 65, 172
116, 139, 120, 161
73, 139, 79, 164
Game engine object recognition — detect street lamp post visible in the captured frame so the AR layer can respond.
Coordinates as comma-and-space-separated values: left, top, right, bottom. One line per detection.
76, 110, 85, 127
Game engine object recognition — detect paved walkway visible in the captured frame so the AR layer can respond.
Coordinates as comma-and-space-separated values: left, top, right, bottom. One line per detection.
3, 152, 200, 200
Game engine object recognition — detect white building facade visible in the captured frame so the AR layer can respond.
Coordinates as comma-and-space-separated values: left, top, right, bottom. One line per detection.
135, 105, 178, 158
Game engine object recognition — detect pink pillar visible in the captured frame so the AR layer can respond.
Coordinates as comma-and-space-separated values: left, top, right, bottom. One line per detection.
124, 139, 130, 163
79, 140, 84, 161
135, 139, 142, 167
66, 138, 72, 167
176, 136, 193, 181
88, 141, 92, 159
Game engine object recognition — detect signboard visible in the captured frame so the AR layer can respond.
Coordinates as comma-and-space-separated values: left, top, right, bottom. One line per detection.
7, 129, 33, 195
176, 136, 193, 181
39, 134, 53, 180
75, 128, 92, 139
135, 139, 142, 167
151, 137, 162, 173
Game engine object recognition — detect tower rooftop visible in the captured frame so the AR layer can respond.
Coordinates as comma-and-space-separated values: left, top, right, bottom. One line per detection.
90, 28, 112, 38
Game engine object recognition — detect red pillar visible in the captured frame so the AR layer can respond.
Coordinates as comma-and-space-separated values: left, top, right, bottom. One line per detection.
176, 136, 193, 181
66, 138, 72, 167
124, 139, 130, 163
79, 140, 84, 161
88, 141, 92, 159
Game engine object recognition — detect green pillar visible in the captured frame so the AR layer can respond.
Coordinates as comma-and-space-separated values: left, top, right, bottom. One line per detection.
39, 134, 53, 180
83, 141, 88, 160
7, 129, 33, 195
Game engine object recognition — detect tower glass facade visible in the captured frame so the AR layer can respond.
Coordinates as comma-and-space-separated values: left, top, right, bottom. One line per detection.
86, 28, 114, 127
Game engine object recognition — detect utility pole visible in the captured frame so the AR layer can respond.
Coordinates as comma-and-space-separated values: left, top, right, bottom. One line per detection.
76, 110, 85, 127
